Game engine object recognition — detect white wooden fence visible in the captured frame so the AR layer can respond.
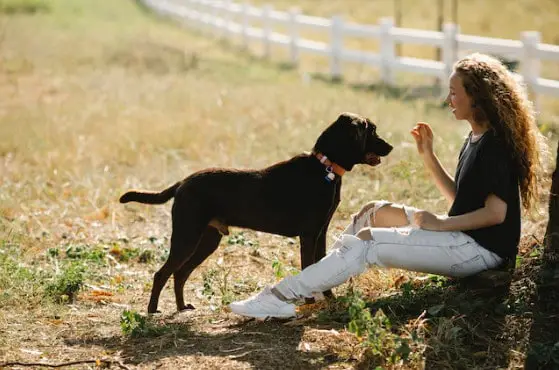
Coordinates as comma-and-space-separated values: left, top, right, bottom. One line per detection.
143, 0, 559, 105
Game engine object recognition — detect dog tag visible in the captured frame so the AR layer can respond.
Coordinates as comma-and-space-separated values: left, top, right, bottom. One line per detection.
325, 166, 335, 182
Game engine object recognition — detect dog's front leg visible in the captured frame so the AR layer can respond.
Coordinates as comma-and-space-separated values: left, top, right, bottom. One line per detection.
299, 234, 319, 271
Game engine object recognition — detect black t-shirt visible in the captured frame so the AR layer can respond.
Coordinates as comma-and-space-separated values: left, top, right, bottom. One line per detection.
448, 131, 521, 259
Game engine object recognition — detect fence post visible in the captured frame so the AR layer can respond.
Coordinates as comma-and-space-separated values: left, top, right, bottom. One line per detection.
262, 5, 273, 58
379, 17, 394, 85
242, 2, 249, 49
330, 15, 343, 80
521, 31, 541, 112
442, 23, 459, 88
288, 7, 301, 66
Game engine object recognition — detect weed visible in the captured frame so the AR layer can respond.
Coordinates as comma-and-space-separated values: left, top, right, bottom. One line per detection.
227, 232, 259, 248
201, 266, 246, 307
47, 247, 59, 259
138, 248, 155, 263
0, 246, 48, 305
271, 258, 286, 279
65, 244, 107, 263
45, 262, 85, 303
109, 244, 140, 262
225, 232, 261, 260
202, 268, 218, 298
271, 258, 298, 280
120, 309, 170, 337
341, 290, 424, 366
516, 254, 524, 268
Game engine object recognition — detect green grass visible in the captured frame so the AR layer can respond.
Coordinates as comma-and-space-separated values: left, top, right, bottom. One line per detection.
0, 0, 49, 14
0, 1, 557, 369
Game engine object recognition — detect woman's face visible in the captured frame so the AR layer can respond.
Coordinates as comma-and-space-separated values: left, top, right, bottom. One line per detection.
446, 72, 474, 122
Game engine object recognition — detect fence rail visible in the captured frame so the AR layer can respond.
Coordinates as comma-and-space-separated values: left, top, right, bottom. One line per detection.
143, 0, 559, 105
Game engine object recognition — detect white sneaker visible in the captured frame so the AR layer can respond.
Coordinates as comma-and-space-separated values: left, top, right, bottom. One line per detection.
228, 287, 296, 318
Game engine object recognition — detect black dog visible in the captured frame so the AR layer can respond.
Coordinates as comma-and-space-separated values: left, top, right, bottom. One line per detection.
120, 112, 393, 313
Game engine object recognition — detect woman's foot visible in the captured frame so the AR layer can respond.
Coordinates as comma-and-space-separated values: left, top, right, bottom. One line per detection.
228, 287, 296, 318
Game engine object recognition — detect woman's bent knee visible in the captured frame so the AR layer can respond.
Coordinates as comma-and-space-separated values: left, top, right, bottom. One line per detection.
353, 200, 391, 229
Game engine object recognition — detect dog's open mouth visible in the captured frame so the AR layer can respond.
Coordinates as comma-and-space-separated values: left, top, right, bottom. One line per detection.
365, 153, 381, 166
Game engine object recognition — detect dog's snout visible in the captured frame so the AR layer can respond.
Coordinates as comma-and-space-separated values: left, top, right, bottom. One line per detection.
381, 141, 393, 156
372, 137, 393, 157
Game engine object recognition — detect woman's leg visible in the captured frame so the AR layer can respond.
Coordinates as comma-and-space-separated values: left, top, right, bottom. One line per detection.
273, 228, 502, 302
229, 228, 501, 317
227, 201, 411, 318
228, 234, 368, 318
269, 201, 420, 301
282, 201, 415, 301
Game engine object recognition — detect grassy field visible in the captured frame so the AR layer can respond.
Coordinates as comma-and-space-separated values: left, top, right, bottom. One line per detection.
0, 0, 558, 369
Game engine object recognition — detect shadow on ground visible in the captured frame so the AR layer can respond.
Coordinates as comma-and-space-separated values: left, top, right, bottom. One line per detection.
361, 278, 514, 369
64, 316, 335, 369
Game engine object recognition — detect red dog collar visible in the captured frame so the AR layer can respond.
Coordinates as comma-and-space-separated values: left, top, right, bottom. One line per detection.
313, 152, 346, 180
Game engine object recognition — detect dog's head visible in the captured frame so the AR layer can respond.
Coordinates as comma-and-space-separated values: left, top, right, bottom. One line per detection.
313, 112, 393, 171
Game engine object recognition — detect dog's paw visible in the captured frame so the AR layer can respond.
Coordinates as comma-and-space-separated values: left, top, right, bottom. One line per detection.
178, 304, 196, 311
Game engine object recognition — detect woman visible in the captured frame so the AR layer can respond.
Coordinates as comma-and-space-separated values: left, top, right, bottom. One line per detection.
229, 53, 546, 319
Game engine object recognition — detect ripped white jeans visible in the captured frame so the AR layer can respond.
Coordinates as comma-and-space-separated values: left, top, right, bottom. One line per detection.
273, 201, 503, 302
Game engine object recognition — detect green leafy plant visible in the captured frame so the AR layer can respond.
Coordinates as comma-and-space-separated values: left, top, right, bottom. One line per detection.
342, 290, 418, 365
45, 262, 85, 303
120, 309, 170, 337
227, 232, 258, 247
47, 247, 59, 259
272, 258, 286, 279
138, 248, 155, 263
201, 267, 236, 306
202, 268, 218, 298
272, 258, 298, 280
109, 244, 140, 262
65, 244, 106, 262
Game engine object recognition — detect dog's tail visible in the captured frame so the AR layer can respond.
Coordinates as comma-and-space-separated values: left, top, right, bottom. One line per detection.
119, 182, 181, 205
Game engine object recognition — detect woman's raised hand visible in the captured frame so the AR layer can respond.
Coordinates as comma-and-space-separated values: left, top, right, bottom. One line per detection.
410, 122, 434, 157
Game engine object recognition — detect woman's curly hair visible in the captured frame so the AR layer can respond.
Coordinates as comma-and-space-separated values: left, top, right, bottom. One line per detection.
453, 53, 547, 211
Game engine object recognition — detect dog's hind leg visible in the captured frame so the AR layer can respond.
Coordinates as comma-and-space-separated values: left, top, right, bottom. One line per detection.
173, 227, 223, 311
147, 219, 207, 314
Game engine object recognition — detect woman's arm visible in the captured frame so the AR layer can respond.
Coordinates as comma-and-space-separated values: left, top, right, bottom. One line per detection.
414, 194, 507, 231
422, 152, 457, 206
410, 123, 456, 205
